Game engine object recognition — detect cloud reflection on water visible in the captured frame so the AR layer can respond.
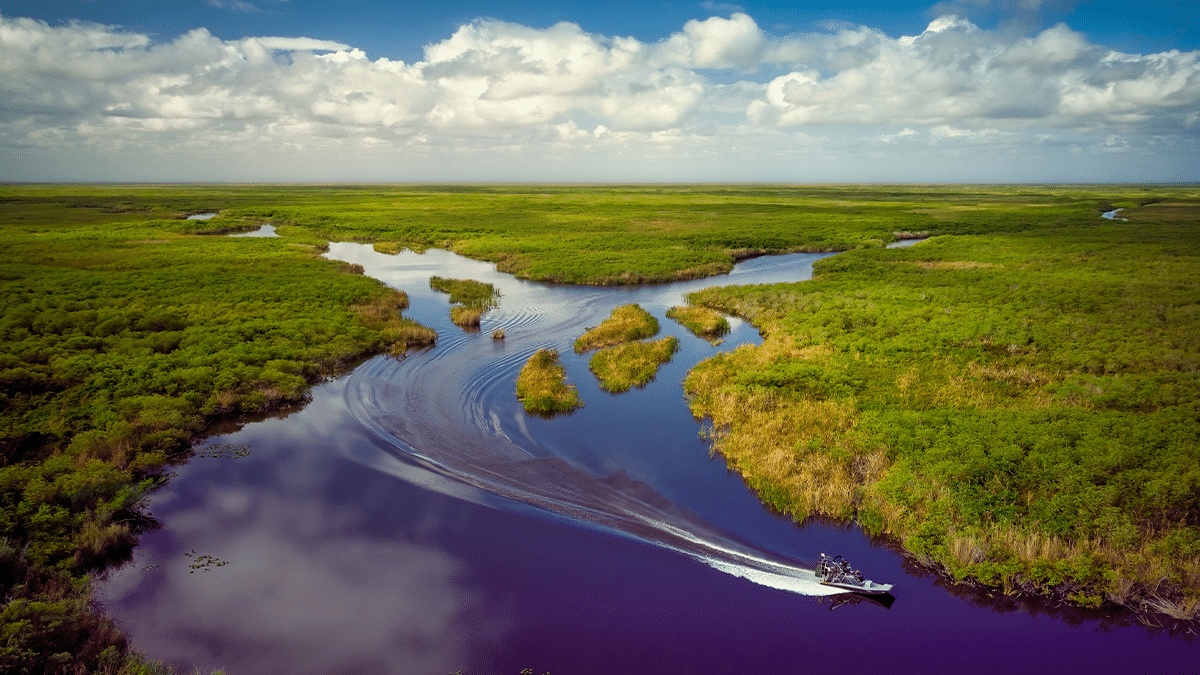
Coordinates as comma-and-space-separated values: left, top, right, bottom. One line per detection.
100, 383, 503, 675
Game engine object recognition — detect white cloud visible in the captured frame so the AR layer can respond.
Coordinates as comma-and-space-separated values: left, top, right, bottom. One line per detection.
0, 12, 1196, 181
751, 20, 1200, 130
657, 13, 765, 69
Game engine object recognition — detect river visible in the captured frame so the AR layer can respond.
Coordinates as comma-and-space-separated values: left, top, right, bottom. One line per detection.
97, 241, 1197, 674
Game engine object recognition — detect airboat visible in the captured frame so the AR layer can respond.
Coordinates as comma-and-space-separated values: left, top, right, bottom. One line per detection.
815, 553, 894, 595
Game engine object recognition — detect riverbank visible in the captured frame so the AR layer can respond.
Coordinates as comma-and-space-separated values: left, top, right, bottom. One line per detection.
0, 197, 434, 672
683, 198, 1200, 621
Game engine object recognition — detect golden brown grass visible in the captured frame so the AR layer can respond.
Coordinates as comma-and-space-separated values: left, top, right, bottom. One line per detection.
351, 290, 437, 354
516, 349, 582, 414
666, 305, 730, 343
450, 305, 483, 327
589, 337, 679, 393
574, 304, 659, 352
685, 338, 878, 521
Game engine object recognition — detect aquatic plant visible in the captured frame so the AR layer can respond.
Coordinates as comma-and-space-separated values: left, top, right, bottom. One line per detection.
574, 304, 659, 353
589, 337, 679, 393
666, 305, 729, 343
492, 328, 506, 340
516, 349, 582, 414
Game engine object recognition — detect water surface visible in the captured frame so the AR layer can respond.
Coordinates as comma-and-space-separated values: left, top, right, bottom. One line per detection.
228, 224, 279, 237
99, 243, 1198, 674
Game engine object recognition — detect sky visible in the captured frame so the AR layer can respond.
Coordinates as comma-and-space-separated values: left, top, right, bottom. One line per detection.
1, 0, 1198, 182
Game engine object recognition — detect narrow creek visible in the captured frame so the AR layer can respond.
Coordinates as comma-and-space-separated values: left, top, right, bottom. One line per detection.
98, 241, 1197, 674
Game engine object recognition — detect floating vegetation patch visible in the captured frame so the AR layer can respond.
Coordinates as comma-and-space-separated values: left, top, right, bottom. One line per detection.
185, 550, 229, 573
516, 348, 582, 414
574, 304, 659, 353
589, 336, 679, 393
666, 305, 730, 343
492, 328, 506, 340
430, 276, 500, 328
196, 443, 250, 459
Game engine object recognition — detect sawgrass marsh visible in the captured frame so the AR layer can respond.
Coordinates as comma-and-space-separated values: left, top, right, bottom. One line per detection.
684, 196, 1200, 619
2, 183, 1198, 670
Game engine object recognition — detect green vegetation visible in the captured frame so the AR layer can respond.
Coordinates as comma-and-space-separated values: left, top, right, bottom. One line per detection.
449, 305, 484, 328
429, 276, 499, 309
589, 337, 680, 393
575, 305, 659, 353
666, 305, 730, 343
0, 191, 433, 671
3, 183, 1064, 286
1, 183, 1198, 667
516, 349, 582, 414
5, 183, 1186, 286
429, 276, 499, 328
684, 197, 1200, 620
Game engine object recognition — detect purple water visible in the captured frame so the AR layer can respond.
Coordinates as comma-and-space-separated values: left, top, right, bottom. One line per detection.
97, 244, 1198, 674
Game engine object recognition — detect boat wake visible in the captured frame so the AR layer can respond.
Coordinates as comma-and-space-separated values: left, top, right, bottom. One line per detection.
342, 356, 846, 598
321, 242, 859, 599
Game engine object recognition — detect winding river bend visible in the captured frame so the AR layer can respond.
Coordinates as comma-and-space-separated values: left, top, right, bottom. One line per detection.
99, 243, 1197, 674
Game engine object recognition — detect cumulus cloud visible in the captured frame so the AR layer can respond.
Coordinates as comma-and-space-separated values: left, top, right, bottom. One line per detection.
749, 18, 1200, 130
0, 12, 1196, 180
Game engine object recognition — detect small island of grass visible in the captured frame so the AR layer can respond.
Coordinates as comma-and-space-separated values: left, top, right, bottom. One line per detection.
589, 337, 679, 393
574, 304, 659, 353
352, 291, 437, 355
666, 305, 730, 343
430, 276, 500, 328
516, 349, 582, 414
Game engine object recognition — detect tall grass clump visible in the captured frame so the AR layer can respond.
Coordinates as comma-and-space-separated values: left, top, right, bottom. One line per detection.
351, 290, 437, 354
430, 276, 499, 327
666, 305, 730, 343
516, 349, 582, 414
589, 337, 679, 393
574, 304, 659, 353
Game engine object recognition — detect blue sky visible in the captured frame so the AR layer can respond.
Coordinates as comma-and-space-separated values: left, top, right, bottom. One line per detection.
7, 1, 1198, 56
1, 0, 1197, 181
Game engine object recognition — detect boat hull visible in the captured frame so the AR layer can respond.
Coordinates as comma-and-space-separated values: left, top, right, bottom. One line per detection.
820, 580, 894, 595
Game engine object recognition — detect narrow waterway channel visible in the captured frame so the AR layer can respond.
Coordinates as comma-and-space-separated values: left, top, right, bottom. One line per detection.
98, 241, 1198, 674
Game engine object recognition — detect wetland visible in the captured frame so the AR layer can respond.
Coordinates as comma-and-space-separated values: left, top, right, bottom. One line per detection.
0, 185, 1197, 673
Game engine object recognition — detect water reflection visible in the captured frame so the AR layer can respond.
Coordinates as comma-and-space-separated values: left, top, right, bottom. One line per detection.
100, 378, 505, 674
228, 224, 279, 237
